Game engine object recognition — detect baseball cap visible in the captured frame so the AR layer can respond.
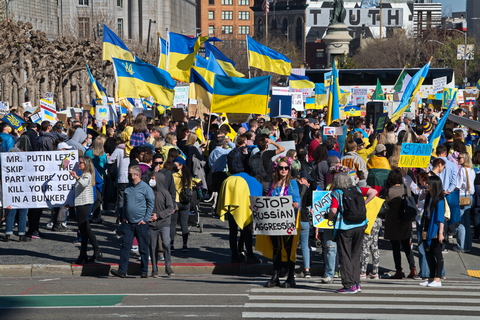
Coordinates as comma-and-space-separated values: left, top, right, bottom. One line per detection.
354, 138, 364, 146
57, 142, 72, 150
375, 144, 386, 153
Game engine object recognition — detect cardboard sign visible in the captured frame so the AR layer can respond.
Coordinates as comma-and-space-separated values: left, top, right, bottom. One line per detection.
171, 108, 185, 122
312, 191, 333, 229
323, 126, 343, 136
1, 151, 79, 208
398, 143, 432, 168
374, 113, 388, 134
250, 196, 297, 235
227, 113, 250, 124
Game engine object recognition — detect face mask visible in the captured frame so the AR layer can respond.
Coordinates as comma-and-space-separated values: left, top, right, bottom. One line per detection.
149, 179, 156, 187
173, 165, 180, 172
157, 164, 164, 170
128, 173, 134, 183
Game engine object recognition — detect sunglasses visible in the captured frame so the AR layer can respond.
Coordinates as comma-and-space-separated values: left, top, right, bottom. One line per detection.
278, 166, 290, 171
155, 161, 164, 165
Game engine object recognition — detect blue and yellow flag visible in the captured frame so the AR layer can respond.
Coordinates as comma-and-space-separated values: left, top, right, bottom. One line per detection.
443, 87, 458, 108
315, 83, 328, 108
211, 74, 271, 114
158, 37, 168, 70
3, 112, 26, 130
86, 65, 107, 100
189, 68, 213, 109
289, 74, 315, 89
204, 51, 228, 87
102, 25, 134, 62
204, 42, 244, 77
112, 57, 176, 106
194, 55, 209, 76
305, 97, 315, 109
326, 60, 341, 125
430, 91, 457, 150
391, 61, 431, 122
246, 36, 291, 76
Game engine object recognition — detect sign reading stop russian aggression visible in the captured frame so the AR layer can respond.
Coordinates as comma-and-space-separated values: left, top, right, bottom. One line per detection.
398, 143, 432, 168
1, 151, 79, 208
250, 196, 297, 236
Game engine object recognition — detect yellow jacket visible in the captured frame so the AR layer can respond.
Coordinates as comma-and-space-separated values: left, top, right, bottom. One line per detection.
357, 139, 378, 163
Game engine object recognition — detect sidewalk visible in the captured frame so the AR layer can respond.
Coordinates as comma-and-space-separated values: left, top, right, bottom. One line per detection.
1, 203, 480, 281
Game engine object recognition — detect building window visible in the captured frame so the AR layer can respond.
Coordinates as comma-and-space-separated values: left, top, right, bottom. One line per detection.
208, 11, 214, 19
223, 40, 233, 48
209, 0, 214, 4
117, 0, 123, 7
208, 25, 215, 35
238, 0, 249, 5
117, 19, 123, 38
315, 50, 324, 58
222, 0, 233, 5
239, 40, 247, 48
238, 26, 250, 34
78, 0, 89, 5
78, 17, 90, 38
222, 11, 233, 20
238, 11, 250, 20
222, 25, 233, 34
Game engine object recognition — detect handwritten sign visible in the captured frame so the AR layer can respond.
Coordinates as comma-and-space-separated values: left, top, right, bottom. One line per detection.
398, 143, 432, 168
323, 126, 343, 136
374, 113, 388, 134
250, 196, 297, 236
312, 191, 333, 229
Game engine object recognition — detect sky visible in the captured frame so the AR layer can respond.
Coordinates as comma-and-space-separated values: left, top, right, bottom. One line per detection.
437, 0, 466, 16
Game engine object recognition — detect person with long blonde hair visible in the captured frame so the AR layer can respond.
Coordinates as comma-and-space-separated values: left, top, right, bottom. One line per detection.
69, 156, 102, 264
85, 135, 108, 178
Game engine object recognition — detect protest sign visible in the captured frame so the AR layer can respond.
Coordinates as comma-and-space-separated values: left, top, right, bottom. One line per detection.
3, 113, 26, 130
174, 86, 189, 106
270, 95, 292, 118
22, 101, 32, 109
323, 126, 343, 136
312, 191, 333, 229
250, 196, 297, 236
1, 151, 79, 208
132, 107, 144, 118
30, 112, 42, 123
0, 102, 8, 117
374, 113, 388, 134
227, 113, 250, 124
269, 140, 296, 161
432, 76, 447, 93
44, 92, 54, 101
40, 99, 57, 124
95, 105, 111, 121
353, 88, 368, 105
398, 143, 432, 168
171, 108, 185, 122
272, 86, 290, 96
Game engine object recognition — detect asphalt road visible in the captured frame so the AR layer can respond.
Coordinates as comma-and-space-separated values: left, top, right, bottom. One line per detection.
1, 275, 480, 320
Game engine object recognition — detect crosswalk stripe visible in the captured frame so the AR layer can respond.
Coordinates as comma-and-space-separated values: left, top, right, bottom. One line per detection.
247, 295, 479, 303
244, 303, 480, 311
250, 288, 480, 296
242, 312, 477, 319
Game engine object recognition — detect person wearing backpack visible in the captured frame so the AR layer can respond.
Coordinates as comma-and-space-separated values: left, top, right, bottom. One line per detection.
329, 172, 377, 294
227, 135, 249, 175
384, 169, 417, 279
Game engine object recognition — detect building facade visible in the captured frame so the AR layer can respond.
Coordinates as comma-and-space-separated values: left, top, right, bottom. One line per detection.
467, 0, 480, 42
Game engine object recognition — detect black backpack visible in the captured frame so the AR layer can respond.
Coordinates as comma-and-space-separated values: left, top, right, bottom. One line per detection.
16, 132, 32, 151
340, 187, 367, 223
401, 185, 417, 221
250, 151, 268, 182
180, 187, 194, 204
227, 147, 245, 175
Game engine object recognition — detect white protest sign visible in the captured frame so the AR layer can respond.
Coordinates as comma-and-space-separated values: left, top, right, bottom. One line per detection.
272, 86, 290, 96
269, 140, 296, 161
433, 76, 447, 93
22, 101, 32, 109
291, 68, 305, 76
290, 92, 304, 111
95, 105, 111, 121
0, 102, 9, 117
1, 151, 79, 208
323, 126, 344, 136
44, 92, 54, 101
174, 86, 190, 106
250, 196, 297, 236
353, 88, 368, 105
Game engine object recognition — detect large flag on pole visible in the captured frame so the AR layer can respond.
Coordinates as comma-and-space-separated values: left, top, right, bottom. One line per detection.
246, 36, 291, 76
189, 68, 213, 110
204, 51, 228, 87
430, 91, 457, 150
204, 42, 244, 77
393, 67, 412, 92
373, 78, 385, 100
112, 57, 176, 106
211, 75, 271, 114
102, 25, 134, 62
326, 60, 341, 125
390, 60, 431, 122
289, 74, 315, 89
158, 36, 168, 70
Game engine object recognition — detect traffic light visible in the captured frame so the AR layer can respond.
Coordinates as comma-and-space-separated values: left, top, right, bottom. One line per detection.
97, 24, 103, 38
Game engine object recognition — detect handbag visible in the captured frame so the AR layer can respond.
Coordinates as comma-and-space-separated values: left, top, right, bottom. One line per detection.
460, 168, 471, 206
401, 185, 417, 222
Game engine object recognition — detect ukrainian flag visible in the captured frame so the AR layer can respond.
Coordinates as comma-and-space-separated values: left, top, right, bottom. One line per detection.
305, 97, 315, 109
246, 36, 291, 76
86, 65, 107, 100
211, 74, 271, 114
326, 60, 341, 125
168, 32, 210, 83
112, 57, 176, 106
189, 68, 213, 109
390, 60, 431, 122
158, 37, 168, 70
204, 42, 244, 78
443, 87, 458, 108
102, 25, 134, 62
194, 55, 209, 77
289, 74, 315, 89
315, 83, 328, 108
430, 91, 457, 150
204, 52, 228, 87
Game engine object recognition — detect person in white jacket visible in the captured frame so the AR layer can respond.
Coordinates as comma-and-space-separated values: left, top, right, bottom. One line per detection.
454, 152, 475, 252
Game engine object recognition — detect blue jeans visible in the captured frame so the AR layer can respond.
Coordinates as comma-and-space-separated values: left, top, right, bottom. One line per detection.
118, 221, 149, 275
456, 196, 472, 251
322, 229, 337, 278
5, 208, 28, 236
300, 221, 311, 269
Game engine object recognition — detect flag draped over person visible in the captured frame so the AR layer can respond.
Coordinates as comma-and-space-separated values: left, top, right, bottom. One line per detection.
326, 60, 341, 125
289, 74, 315, 89
204, 42, 244, 78
246, 36, 291, 76
429, 91, 458, 150
211, 75, 271, 114
373, 78, 385, 100
86, 65, 107, 100
390, 60, 431, 122
158, 36, 168, 70
112, 57, 176, 106
102, 25, 134, 62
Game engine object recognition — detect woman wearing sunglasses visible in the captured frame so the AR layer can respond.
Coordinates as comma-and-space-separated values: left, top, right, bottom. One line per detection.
263, 156, 301, 288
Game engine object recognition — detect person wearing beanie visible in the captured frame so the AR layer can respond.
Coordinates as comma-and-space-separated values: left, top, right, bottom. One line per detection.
355, 136, 378, 163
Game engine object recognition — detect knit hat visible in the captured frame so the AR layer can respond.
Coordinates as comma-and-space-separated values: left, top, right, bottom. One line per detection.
354, 138, 364, 146
423, 122, 433, 134
173, 157, 186, 166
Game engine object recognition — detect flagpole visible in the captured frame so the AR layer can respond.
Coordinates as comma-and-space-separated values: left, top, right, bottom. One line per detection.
379, 0, 383, 40
265, 2, 269, 46
166, 28, 170, 73
246, 35, 251, 79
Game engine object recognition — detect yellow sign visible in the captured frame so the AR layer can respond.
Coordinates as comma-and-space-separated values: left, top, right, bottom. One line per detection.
398, 155, 431, 168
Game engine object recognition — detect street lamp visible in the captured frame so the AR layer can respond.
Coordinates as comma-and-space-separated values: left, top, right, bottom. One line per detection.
427, 40, 446, 67
182, 27, 200, 35
147, 19, 156, 53
448, 28, 468, 88
197, 29, 215, 37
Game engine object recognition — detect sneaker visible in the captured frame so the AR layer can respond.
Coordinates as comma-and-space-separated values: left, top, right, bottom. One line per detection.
61, 222, 67, 228
158, 254, 165, 261
427, 281, 442, 287
442, 249, 448, 254
140, 273, 148, 278
110, 269, 127, 278
231, 254, 245, 263
182, 244, 188, 252
321, 277, 333, 284
30, 231, 44, 239
52, 224, 69, 232
333, 271, 340, 278
360, 272, 367, 279
419, 280, 431, 287
452, 246, 464, 253
336, 286, 357, 294
131, 245, 139, 252
151, 272, 158, 278
356, 283, 362, 292
369, 273, 379, 280
304, 271, 311, 278
46, 222, 53, 228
